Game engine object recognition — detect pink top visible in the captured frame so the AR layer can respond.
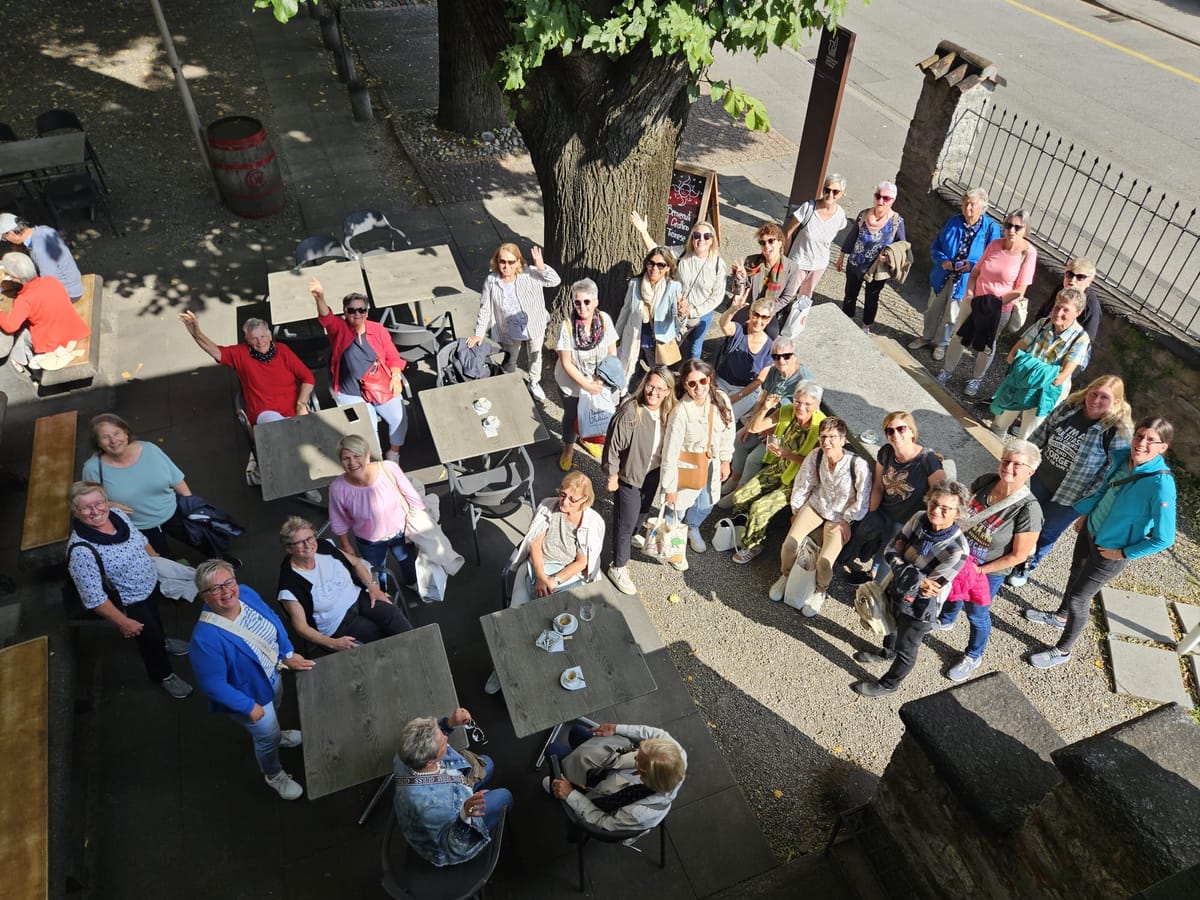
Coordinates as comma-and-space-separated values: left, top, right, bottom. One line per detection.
973, 239, 1037, 308
328, 461, 425, 541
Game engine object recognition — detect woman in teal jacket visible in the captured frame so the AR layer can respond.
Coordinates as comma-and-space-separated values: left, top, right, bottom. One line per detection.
1025, 416, 1176, 668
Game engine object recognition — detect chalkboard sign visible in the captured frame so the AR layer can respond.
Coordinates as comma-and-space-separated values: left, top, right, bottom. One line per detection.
665, 163, 719, 247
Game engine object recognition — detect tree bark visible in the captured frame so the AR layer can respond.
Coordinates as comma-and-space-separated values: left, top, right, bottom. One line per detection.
436, 2, 507, 136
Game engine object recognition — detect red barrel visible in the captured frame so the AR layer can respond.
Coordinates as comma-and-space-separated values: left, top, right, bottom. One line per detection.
206, 116, 284, 218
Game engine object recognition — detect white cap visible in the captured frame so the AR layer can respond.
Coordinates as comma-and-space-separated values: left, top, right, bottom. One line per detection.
0, 213, 19, 235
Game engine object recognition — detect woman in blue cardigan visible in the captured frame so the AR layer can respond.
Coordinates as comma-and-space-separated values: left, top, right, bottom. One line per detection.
1025, 416, 1176, 668
190, 559, 315, 800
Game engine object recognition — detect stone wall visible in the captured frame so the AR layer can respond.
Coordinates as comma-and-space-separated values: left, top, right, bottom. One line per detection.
869, 673, 1200, 899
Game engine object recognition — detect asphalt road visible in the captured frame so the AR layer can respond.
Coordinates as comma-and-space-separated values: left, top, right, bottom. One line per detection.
712, 0, 1200, 211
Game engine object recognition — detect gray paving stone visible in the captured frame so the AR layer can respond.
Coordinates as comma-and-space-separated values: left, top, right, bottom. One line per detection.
1189, 655, 1199, 695
668, 785, 777, 895
1107, 639, 1192, 706
1102, 588, 1173, 643
1174, 601, 1200, 635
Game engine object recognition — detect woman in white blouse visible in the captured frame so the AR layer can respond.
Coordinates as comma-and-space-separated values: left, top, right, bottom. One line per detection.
660, 359, 735, 571
784, 173, 848, 303
776, 416, 872, 617
554, 278, 619, 470
467, 242, 561, 400
630, 211, 728, 360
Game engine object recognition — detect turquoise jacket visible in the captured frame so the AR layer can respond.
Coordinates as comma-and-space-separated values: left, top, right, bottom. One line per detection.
1074, 450, 1175, 560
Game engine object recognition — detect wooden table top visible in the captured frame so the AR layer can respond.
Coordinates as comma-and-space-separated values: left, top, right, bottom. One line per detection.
253, 402, 381, 501
361, 244, 471, 310
480, 581, 657, 738
267, 259, 367, 326
296, 625, 459, 799
0, 133, 85, 179
0, 637, 48, 900
421, 372, 549, 464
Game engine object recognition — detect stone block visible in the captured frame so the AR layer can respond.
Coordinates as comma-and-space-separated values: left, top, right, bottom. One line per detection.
1052, 704, 1200, 878
1101, 588, 1173, 643
897, 671, 1064, 834
1108, 639, 1192, 706
1175, 601, 1200, 636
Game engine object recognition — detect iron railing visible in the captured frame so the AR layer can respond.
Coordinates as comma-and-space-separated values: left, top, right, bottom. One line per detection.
943, 103, 1200, 342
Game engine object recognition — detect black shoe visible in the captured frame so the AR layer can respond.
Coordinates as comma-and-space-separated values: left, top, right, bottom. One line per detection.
853, 650, 891, 665
851, 680, 896, 697
844, 570, 874, 585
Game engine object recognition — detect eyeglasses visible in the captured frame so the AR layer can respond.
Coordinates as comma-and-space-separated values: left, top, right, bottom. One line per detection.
643, 384, 669, 395
684, 377, 709, 388
757, 238, 780, 246
646, 260, 669, 270
203, 578, 238, 596
1003, 222, 1024, 231
874, 193, 895, 202
1132, 433, 1166, 446
771, 352, 794, 361
344, 306, 369, 315
287, 535, 317, 547
927, 502, 959, 514
884, 424, 909, 436
76, 501, 108, 513
691, 232, 714, 241
558, 491, 585, 505
1000, 458, 1030, 470
573, 298, 594, 307
1064, 271, 1091, 280
465, 719, 488, 746
818, 433, 843, 442
496, 258, 519, 266
822, 187, 842, 196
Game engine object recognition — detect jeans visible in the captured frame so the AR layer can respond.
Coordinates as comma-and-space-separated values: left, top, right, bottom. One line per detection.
511, 560, 583, 609
681, 313, 714, 360
333, 389, 408, 448
680, 463, 717, 529
333, 590, 412, 641
842, 270, 885, 326
356, 533, 418, 585
498, 333, 543, 382
122, 589, 173, 682
878, 617, 935, 689
1025, 476, 1083, 572
938, 573, 1004, 659
228, 673, 285, 777
922, 279, 961, 348
612, 471, 660, 568
474, 754, 514, 833
1055, 527, 1128, 655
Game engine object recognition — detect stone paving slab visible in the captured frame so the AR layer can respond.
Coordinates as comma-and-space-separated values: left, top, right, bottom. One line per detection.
1107, 639, 1192, 706
1174, 601, 1200, 636
1102, 588, 1174, 644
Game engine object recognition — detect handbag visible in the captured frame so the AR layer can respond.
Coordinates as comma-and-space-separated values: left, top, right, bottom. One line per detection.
782, 536, 819, 610
778, 296, 812, 340
655, 338, 682, 366
711, 513, 747, 552
359, 359, 395, 405
578, 387, 618, 441
642, 505, 688, 566
676, 404, 715, 492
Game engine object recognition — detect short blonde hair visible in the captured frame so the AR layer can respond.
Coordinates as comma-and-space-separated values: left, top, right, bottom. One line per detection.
639, 737, 686, 793
68, 481, 107, 512
559, 471, 594, 511
882, 410, 918, 441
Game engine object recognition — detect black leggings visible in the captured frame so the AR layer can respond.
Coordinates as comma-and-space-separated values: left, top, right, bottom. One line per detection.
332, 591, 412, 643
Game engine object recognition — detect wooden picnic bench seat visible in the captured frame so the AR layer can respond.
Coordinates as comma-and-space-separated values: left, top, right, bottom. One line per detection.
20, 410, 77, 568
0, 636, 49, 900
39, 272, 102, 392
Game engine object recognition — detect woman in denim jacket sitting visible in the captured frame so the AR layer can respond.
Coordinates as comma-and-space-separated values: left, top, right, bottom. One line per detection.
392, 708, 512, 867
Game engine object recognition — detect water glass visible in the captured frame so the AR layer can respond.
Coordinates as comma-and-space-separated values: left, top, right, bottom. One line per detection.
579, 600, 595, 622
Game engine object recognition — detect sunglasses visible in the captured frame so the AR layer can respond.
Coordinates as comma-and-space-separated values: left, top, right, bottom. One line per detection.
1064, 271, 1091, 280
823, 187, 842, 196
685, 377, 709, 388
646, 260, 669, 270
874, 193, 895, 202
496, 257, 519, 266
757, 238, 780, 246
928, 502, 958, 514
344, 306, 369, 315
573, 298, 594, 306
749, 312, 772, 321
691, 232, 714, 241
1003, 222, 1024, 231
771, 352, 794, 361
884, 424, 909, 436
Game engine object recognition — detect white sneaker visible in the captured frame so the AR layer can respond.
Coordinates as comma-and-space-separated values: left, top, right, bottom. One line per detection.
801, 591, 826, 618
768, 574, 787, 602
484, 670, 502, 695
607, 565, 637, 595
302, 489, 324, 505
529, 381, 547, 401
947, 654, 982, 683
932, 345, 946, 361
279, 730, 302, 748
630, 534, 646, 551
265, 770, 304, 800
669, 555, 689, 572
688, 527, 707, 554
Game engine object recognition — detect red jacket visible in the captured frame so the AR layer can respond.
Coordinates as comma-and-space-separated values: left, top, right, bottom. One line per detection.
317, 311, 404, 391
0, 276, 90, 353
219, 341, 315, 423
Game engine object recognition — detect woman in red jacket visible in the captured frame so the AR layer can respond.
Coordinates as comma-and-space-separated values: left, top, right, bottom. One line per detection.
308, 277, 407, 461
0, 252, 90, 375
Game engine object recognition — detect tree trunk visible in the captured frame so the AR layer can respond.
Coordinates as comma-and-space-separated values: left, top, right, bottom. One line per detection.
514, 47, 693, 318
436, 2, 507, 136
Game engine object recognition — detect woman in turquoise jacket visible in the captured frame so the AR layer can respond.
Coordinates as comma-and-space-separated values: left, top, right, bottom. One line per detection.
1025, 416, 1176, 668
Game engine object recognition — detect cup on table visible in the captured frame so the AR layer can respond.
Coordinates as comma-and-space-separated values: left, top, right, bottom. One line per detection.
579, 600, 595, 622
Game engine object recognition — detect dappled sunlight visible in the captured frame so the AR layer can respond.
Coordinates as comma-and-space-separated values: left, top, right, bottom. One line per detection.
285, 129, 314, 144
41, 34, 173, 92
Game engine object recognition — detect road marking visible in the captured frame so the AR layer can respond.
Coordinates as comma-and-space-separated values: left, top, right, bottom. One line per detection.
1003, 0, 1200, 84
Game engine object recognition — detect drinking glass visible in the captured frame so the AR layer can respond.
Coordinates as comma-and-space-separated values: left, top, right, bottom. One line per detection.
579, 600, 595, 622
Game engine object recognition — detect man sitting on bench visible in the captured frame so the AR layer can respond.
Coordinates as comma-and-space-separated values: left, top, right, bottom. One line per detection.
0, 213, 83, 301
0, 253, 90, 376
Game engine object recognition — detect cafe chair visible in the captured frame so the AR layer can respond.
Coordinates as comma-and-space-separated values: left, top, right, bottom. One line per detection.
386, 322, 440, 369
448, 447, 536, 564
294, 234, 351, 269
548, 756, 667, 893
380, 806, 506, 900
434, 339, 504, 388
42, 171, 120, 235
35, 108, 109, 191
343, 209, 410, 259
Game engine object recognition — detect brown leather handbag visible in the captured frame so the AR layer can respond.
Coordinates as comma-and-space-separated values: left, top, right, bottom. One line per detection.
675, 404, 714, 491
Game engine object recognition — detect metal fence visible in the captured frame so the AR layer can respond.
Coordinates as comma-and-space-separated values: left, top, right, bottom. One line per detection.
942, 103, 1200, 342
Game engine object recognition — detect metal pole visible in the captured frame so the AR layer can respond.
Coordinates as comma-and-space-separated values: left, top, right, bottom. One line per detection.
148, 0, 221, 200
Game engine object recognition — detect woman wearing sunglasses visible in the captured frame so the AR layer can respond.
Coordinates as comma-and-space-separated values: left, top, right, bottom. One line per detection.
660, 360, 735, 570
837, 181, 907, 332
840, 411, 945, 584
309, 278, 408, 461
714, 290, 776, 421
730, 223, 802, 339
466, 242, 561, 401
630, 211, 728, 360
615, 247, 685, 391
785, 173, 848, 303
554, 278, 619, 470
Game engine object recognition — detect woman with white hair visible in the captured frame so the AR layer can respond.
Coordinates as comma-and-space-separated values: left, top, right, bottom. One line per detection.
555, 278, 619, 469
836, 181, 906, 333
0, 251, 90, 374
785, 172, 848, 302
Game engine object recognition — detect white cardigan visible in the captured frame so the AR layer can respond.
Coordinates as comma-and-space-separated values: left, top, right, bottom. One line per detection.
506, 499, 606, 583
473, 265, 561, 344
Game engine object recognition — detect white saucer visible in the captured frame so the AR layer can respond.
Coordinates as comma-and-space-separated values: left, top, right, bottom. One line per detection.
560, 667, 586, 690
553, 613, 578, 636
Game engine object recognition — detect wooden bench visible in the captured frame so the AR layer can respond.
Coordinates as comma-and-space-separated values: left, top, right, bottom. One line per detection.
0, 636, 49, 900
20, 410, 77, 568
39, 272, 102, 392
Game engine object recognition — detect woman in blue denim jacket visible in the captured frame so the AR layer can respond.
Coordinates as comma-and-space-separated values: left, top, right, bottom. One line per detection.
392, 708, 513, 866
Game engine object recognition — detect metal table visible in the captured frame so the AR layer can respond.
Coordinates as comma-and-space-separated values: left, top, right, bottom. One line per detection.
361, 243, 470, 326
0, 133, 86, 188
267, 258, 368, 326
253, 402, 381, 501
420, 372, 548, 465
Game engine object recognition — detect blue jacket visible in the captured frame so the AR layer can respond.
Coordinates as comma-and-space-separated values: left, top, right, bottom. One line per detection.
1074, 450, 1175, 560
930, 213, 1002, 299
189, 586, 295, 716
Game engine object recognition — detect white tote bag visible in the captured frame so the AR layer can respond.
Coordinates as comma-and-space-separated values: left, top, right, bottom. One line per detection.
779, 296, 813, 340
577, 387, 618, 441
710, 514, 747, 552
782, 536, 819, 610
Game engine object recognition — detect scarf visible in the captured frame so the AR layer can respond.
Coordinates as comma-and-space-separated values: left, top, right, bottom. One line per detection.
72, 510, 132, 546
572, 312, 605, 351
591, 781, 655, 813
752, 256, 784, 310
638, 275, 667, 325
248, 342, 277, 364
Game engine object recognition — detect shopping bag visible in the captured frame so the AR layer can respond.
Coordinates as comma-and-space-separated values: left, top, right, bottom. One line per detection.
779, 296, 813, 340
642, 505, 688, 566
782, 536, 819, 610
711, 514, 747, 552
578, 387, 619, 441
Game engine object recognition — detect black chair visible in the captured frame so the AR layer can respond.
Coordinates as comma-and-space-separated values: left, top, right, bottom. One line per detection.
548, 756, 667, 892
343, 209, 410, 258
42, 172, 119, 235
0, 123, 18, 142
380, 806, 506, 900
35, 108, 108, 191
387, 322, 440, 370
294, 234, 351, 269
448, 447, 536, 564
